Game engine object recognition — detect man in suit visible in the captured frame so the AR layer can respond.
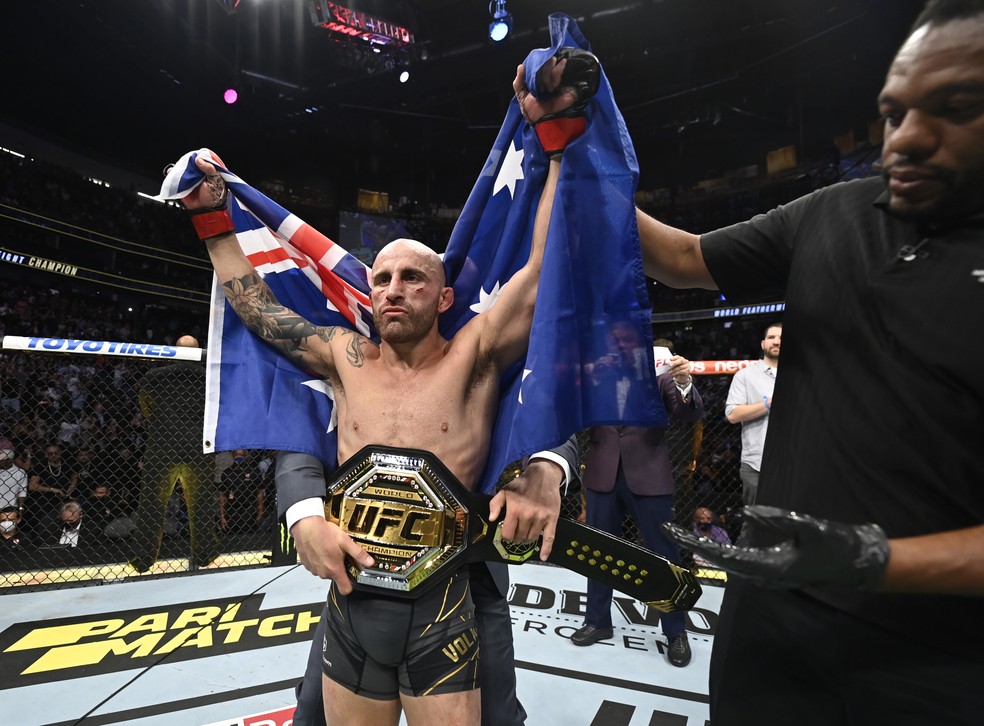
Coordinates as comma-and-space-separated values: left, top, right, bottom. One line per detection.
571, 334, 703, 667
278, 437, 580, 726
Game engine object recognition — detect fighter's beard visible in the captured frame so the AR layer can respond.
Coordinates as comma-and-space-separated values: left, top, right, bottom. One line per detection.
374, 308, 437, 345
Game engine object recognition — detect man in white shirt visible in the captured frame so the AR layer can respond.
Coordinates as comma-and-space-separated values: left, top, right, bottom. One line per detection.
0, 439, 28, 512
725, 322, 781, 505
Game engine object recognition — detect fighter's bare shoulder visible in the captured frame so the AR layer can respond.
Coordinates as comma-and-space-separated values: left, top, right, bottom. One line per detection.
334, 327, 380, 369
442, 314, 504, 388
445, 315, 487, 358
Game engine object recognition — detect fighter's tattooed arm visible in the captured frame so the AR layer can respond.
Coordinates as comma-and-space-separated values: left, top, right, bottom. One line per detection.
346, 335, 368, 368
221, 272, 346, 370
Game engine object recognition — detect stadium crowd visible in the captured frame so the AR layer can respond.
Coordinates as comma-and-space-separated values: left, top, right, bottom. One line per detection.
0, 137, 825, 573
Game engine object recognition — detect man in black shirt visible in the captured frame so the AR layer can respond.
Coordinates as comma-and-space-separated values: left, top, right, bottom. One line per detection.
218, 450, 264, 533
624, 1, 984, 723
26, 442, 76, 539
81, 483, 132, 538
129, 335, 219, 571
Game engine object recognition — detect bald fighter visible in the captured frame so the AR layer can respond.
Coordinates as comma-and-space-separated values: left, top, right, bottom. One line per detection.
177, 53, 597, 726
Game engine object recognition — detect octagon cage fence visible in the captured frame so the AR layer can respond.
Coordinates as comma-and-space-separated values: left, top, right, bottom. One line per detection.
0, 337, 754, 595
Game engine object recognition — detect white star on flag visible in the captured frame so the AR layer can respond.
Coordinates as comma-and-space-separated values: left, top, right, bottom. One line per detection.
469, 280, 502, 315
302, 379, 337, 433
493, 140, 524, 198
518, 369, 533, 404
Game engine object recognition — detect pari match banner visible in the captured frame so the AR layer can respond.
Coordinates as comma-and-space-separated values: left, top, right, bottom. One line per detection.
0, 565, 722, 724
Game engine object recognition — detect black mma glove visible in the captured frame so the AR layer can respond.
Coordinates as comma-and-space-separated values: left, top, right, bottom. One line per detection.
187, 173, 235, 242
662, 505, 890, 590
532, 47, 600, 157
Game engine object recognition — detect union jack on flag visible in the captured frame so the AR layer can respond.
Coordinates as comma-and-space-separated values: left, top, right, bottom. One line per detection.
159, 14, 665, 493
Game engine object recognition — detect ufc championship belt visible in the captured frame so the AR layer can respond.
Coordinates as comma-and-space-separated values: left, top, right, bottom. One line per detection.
325, 446, 701, 613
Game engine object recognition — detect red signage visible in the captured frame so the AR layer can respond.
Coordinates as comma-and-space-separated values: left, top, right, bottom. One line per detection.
243, 707, 295, 726
312, 2, 414, 46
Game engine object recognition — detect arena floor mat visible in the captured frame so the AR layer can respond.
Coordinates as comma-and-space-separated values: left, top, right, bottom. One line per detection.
0, 562, 721, 726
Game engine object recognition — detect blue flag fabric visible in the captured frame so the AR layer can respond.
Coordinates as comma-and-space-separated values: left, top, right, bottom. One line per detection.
159, 13, 665, 494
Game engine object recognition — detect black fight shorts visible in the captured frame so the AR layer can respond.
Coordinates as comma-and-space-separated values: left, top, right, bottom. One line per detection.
322, 569, 480, 700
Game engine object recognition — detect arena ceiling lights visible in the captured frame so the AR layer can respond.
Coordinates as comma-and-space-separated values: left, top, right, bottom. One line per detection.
489, 0, 512, 42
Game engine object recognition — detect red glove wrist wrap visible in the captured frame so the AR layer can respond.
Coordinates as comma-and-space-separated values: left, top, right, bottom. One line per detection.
534, 116, 587, 157
189, 205, 235, 242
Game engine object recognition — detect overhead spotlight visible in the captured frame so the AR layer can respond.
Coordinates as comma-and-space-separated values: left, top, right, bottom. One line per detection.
399, 68, 410, 84
488, 0, 512, 43
223, 88, 238, 105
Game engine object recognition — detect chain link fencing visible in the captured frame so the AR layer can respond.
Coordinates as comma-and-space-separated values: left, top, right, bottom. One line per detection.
1, 341, 746, 594
0, 344, 293, 593
550, 369, 745, 573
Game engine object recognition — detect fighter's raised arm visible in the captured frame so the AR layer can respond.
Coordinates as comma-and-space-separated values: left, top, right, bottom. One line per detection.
515, 52, 713, 293
179, 154, 351, 378
474, 155, 560, 371
469, 49, 599, 372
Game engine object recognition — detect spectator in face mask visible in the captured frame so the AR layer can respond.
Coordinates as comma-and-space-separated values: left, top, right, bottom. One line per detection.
0, 506, 28, 549
57, 500, 83, 547
691, 507, 731, 569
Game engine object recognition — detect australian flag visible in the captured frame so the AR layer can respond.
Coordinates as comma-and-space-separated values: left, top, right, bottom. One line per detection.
159, 13, 665, 494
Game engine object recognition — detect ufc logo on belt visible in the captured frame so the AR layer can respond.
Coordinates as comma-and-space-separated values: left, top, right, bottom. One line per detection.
338, 499, 443, 548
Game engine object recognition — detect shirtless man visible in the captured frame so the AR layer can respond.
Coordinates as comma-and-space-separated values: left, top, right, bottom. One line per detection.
180, 56, 594, 726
